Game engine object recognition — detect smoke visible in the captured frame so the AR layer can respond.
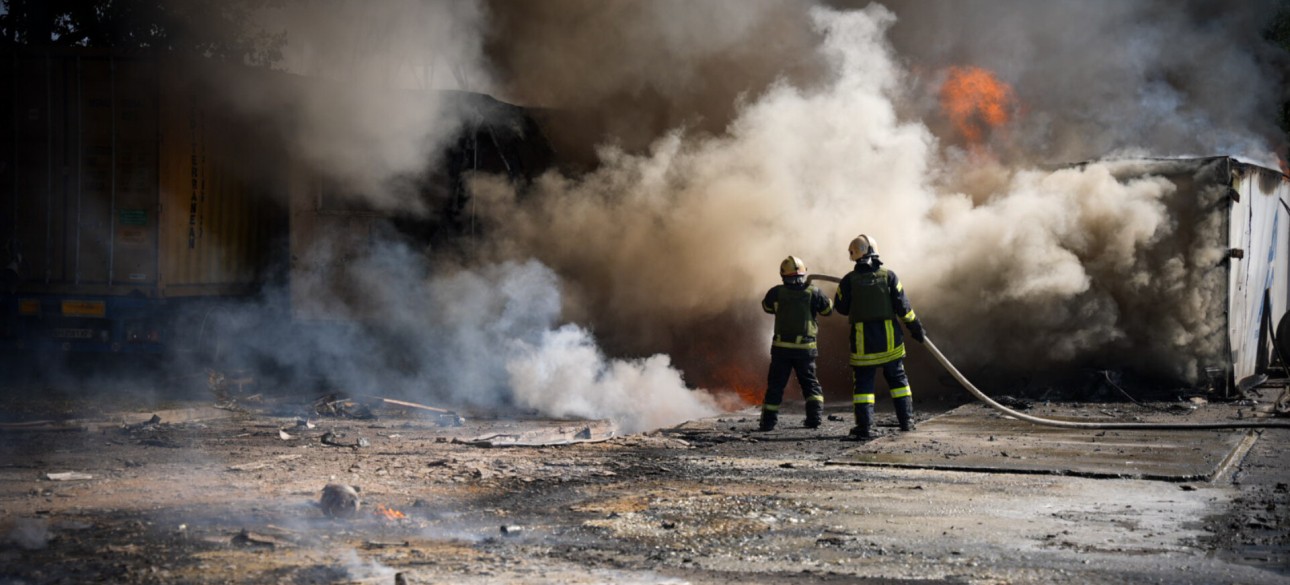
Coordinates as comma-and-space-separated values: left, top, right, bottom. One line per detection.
336, 548, 398, 582
3, 517, 50, 551
467, 1, 1285, 386
213, 244, 716, 431
473, 4, 930, 345
166, 0, 1290, 426
914, 159, 1230, 381
203, 0, 496, 212
877, 0, 1287, 167
508, 325, 719, 433
484, 0, 830, 164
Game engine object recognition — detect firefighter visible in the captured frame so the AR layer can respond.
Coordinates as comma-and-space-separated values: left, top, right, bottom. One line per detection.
758, 255, 833, 431
833, 235, 926, 440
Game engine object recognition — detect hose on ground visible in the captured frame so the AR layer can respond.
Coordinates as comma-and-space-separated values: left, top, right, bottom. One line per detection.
807, 274, 1290, 430
924, 338, 1290, 430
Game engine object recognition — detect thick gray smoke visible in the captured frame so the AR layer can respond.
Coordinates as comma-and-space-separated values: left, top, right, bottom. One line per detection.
470, 1, 1286, 385
878, 0, 1287, 167
484, 0, 830, 164
183, 1, 725, 429
194, 0, 1289, 425
209, 0, 495, 212
217, 246, 719, 432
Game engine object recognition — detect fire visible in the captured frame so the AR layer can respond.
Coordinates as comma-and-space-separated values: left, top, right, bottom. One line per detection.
939, 66, 1017, 146
375, 504, 406, 521
709, 361, 763, 407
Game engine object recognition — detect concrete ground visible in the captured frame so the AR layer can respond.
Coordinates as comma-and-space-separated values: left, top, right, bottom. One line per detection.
0, 391, 1287, 584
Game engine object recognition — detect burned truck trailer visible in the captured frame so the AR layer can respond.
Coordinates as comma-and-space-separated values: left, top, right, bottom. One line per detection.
0, 50, 552, 357
0, 51, 288, 354
1070, 157, 1290, 395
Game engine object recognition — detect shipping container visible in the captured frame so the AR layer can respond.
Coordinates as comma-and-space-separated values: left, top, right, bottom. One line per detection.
1086, 157, 1290, 395
0, 50, 288, 354
0, 49, 554, 358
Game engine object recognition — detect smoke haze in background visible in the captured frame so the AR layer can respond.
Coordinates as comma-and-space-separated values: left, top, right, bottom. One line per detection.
174, 0, 1290, 428
878, 0, 1286, 168
470, 0, 1287, 386
484, 0, 830, 164
209, 0, 496, 213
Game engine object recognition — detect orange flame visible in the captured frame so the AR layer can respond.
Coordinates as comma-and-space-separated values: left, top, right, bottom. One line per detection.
939, 66, 1016, 145
375, 504, 406, 521
709, 361, 763, 407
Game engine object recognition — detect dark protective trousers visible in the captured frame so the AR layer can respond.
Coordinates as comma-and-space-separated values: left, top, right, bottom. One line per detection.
764, 353, 824, 409
851, 359, 911, 405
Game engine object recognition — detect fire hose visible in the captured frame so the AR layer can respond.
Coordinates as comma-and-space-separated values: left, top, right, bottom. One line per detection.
808, 274, 1290, 430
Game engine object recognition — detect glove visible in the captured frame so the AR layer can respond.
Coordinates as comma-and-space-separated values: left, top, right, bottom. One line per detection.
907, 319, 927, 344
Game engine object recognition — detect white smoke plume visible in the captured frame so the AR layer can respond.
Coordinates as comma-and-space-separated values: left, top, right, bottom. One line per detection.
182, 0, 1290, 425
470, 1, 1285, 386
214, 244, 717, 431
508, 325, 719, 433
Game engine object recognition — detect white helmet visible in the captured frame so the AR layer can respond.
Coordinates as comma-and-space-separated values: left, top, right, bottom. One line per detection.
779, 255, 807, 277
848, 234, 877, 261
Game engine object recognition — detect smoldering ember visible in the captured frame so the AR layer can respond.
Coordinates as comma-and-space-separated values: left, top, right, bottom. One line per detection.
2, 1, 1290, 584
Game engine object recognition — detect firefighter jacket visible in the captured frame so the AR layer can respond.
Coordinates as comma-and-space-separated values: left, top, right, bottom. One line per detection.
833, 257, 918, 366
762, 281, 833, 356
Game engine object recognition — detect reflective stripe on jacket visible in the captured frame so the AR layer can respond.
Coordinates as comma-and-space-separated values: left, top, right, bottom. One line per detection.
762, 282, 833, 351
833, 259, 917, 366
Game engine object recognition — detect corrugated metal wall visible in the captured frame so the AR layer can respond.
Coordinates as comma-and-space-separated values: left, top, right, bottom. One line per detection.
155, 63, 285, 297
1227, 161, 1290, 386
0, 50, 286, 300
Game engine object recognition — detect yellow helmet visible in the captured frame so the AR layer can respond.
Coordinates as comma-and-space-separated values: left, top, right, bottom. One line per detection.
848, 234, 876, 261
779, 256, 807, 277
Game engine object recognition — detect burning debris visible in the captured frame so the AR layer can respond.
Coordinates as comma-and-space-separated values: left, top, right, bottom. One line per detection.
374, 504, 406, 522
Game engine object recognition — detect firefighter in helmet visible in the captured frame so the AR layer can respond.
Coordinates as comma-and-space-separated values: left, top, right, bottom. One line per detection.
758, 255, 834, 431
833, 235, 926, 440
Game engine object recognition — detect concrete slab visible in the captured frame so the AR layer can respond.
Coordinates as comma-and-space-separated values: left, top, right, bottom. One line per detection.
829, 403, 1257, 481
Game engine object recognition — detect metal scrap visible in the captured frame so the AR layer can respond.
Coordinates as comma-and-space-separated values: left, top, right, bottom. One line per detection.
44, 471, 93, 481
313, 393, 375, 419
370, 397, 465, 426
122, 414, 162, 431
455, 422, 618, 447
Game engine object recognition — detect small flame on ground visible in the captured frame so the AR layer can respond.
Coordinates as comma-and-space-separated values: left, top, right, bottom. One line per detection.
939, 65, 1017, 146
375, 504, 406, 521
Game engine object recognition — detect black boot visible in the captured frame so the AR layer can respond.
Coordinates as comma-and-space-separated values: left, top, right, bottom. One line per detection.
847, 403, 874, 440
758, 409, 778, 432
804, 400, 823, 429
894, 396, 916, 431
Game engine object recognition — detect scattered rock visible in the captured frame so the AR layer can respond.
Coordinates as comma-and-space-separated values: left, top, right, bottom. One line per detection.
320, 484, 361, 518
